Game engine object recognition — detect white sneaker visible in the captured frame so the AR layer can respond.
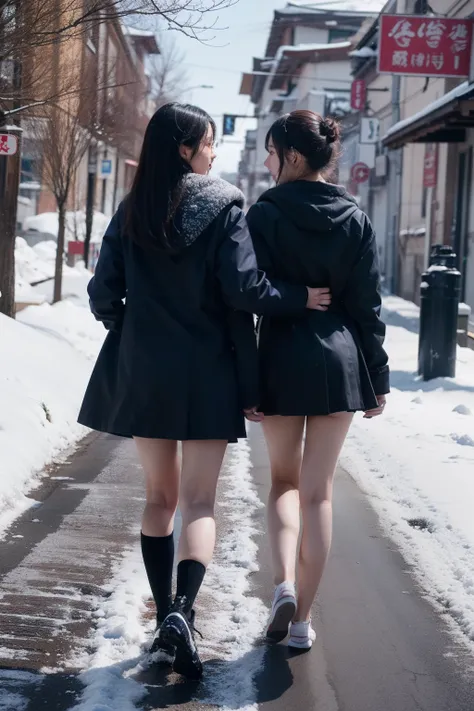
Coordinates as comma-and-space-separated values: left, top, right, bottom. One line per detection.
265, 581, 297, 643
288, 620, 316, 649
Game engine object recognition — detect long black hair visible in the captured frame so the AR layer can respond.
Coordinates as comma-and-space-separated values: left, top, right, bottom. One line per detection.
266, 110, 341, 183
126, 102, 216, 251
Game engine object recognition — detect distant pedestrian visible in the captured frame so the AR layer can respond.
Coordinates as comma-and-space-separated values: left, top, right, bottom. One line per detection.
78, 103, 330, 679
247, 110, 389, 650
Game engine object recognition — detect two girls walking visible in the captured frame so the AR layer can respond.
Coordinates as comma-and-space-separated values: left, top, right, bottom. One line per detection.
79, 103, 389, 679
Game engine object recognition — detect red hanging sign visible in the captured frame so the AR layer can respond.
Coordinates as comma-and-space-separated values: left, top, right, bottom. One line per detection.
423, 143, 438, 188
378, 15, 474, 78
351, 162, 370, 184
350, 79, 366, 111
0, 134, 18, 156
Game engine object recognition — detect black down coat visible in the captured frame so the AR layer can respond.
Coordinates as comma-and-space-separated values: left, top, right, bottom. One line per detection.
246, 181, 390, 416
78, 175, 308, 442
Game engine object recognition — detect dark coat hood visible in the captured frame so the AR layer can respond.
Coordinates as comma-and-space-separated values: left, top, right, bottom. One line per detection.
173, 174, 245, 247
258, 181, 359, 233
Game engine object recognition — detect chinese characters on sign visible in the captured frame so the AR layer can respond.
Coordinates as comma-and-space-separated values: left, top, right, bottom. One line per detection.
378, 15, 473, 77
0, 134, 18, 156
350, 79, 366, 111
423, 143, 438, 189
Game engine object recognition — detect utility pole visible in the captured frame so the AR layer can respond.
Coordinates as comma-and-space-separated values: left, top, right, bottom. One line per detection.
84, 142, 97, 269
0, 122, 22, 318
385, 0, 418, 295
386, 73, 402, 295
0, 26, 23, 318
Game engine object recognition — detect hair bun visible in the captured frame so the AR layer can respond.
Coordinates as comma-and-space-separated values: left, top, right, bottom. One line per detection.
319, 118, 340, 144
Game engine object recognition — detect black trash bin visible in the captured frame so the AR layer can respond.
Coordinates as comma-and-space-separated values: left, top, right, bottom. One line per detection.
418, 246, 461, 380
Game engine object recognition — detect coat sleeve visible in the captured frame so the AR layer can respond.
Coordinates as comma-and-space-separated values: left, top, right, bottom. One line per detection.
342, 215, 390, 396
245, 203, 277, 274
226, 309, 260, 410
87, 206, 126, 332
216, 206, 307, 315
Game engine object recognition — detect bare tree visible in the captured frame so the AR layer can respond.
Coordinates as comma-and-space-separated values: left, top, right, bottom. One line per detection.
30, 100, 92, 302
0, 0, 239, 317
149, 34, 188, 108
0, 0, 237, 120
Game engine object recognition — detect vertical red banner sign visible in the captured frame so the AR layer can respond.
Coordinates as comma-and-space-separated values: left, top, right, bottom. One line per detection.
378, 15, 474, 77
423, 143, 438, 188
350, 79, 366, 111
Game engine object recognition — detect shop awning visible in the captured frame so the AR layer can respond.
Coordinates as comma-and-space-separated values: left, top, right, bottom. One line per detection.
382, 81, 474, 149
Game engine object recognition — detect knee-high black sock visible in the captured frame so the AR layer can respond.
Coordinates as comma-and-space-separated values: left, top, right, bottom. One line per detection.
141, 532, 174, 624
176, 560, 206, 615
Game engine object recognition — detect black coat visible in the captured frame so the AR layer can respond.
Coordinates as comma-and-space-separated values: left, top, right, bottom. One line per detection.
78, 175, 308, 442
247, 181, 389, 416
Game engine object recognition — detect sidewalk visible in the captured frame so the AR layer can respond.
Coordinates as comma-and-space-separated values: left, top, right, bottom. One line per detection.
341, 295, 474, 644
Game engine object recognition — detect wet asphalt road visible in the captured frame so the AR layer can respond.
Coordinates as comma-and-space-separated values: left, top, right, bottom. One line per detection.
0, 427, 473, 710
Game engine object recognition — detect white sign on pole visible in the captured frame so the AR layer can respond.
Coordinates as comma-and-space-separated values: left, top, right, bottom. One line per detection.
0, 134, 18, 156
360, 118, 380, 145
359, 143, 376, 169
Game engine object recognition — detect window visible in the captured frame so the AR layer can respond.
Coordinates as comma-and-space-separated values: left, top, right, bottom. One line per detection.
84, 1, 99, 52
414, 0, 429, 13
421, 185, 428, 219
328, 28, 354, 43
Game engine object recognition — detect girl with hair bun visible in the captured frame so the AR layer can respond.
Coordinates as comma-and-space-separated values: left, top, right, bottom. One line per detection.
247, 110, 389, 650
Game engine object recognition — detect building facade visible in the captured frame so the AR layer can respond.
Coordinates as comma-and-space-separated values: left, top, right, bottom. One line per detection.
18, 10, 158, 222
238, 3, 381, 204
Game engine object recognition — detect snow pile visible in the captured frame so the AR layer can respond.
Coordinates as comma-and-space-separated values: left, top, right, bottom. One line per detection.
15, 237, 93, 307
70, 548, 149, 711
0, 292, 104, 534
200, 439, 267, 710
23, 210, 110, 244
342, 295, 474, 642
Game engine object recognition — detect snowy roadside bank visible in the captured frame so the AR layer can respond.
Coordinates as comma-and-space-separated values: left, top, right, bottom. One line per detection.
0, 240, 104, 534
342, 295, 474, 645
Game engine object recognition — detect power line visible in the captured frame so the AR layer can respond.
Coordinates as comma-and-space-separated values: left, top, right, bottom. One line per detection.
183, 62, 356, 84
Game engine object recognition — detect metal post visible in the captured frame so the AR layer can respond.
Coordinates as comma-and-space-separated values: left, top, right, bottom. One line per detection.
418, 246, 461, 380
84, 143, 97, 269
423, 185, 434, 269
385, 70, 401, 295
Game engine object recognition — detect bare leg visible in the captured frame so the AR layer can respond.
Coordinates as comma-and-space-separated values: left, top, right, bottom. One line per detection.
262, 417, 305, 585
296, 413, 353, 621
135, 438, 180, 537
178, 440, 228, 566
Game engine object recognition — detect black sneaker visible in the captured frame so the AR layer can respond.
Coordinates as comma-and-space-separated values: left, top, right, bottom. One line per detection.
149, 622, 175, 664
158, 596, 203, 680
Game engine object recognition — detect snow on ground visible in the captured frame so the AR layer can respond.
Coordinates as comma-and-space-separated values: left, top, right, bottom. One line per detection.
70, 440, 267, 711
23, 210, 110, 244
15, 237, 92, 307
0, 243, 104, 534
342, 295, 474, 644
69, 547, 149, 711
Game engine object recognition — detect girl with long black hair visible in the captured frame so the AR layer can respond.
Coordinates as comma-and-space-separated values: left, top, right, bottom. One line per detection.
78, 103, 329, 679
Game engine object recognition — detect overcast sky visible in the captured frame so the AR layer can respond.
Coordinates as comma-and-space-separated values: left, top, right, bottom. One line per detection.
173, 0, 286, 175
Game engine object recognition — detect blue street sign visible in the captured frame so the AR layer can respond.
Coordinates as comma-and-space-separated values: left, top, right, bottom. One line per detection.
223, 115, 236, 136
101, 159, 112, 176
